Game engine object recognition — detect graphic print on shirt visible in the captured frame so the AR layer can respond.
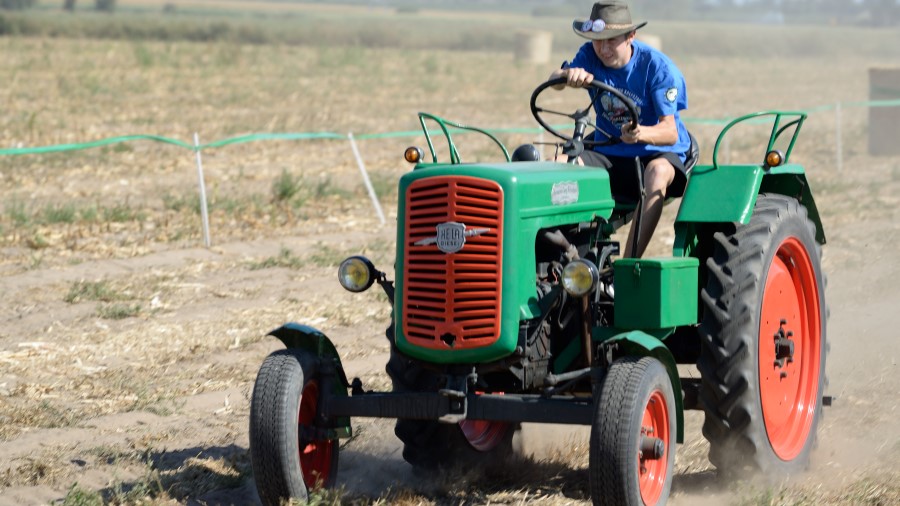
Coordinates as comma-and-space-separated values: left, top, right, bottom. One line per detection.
599, 91, 642, 129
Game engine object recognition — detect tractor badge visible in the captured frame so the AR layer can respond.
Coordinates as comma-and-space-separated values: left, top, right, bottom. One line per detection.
414, 222, 489, 253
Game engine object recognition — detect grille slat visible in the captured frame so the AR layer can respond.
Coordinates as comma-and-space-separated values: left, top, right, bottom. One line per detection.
402, 176, 504, 350
406, 308, 445, 318
455, 202, 500, 211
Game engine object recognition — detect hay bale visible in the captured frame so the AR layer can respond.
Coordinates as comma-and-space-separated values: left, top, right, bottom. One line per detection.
515, 31, 553, 64
869, 67, 900, 156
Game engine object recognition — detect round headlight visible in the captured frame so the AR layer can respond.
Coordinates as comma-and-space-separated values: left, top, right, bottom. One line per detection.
338, 256, 376, 292
562, 259, 599, 297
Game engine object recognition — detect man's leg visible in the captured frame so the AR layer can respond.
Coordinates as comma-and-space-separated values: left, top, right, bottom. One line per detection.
623, 157, 675, 258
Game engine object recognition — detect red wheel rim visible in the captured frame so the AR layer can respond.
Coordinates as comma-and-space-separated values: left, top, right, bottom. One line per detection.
298, 380, 335, 489
638, 390, 670, 505
758, 237, 822, 461
459, 420, 510, 451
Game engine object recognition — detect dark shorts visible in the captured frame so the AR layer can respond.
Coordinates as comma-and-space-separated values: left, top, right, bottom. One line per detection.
580, 150, 688, 204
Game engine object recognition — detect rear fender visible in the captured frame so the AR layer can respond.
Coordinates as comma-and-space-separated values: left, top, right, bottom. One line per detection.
604, 331, 685, 443
674, 164, 826, 256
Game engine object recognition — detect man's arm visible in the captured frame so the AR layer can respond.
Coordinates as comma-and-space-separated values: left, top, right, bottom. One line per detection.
621, 114, 678, 146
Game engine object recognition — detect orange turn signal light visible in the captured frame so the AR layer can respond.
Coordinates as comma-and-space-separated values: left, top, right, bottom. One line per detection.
404, 146, 424, 164
764, 150, 784, 169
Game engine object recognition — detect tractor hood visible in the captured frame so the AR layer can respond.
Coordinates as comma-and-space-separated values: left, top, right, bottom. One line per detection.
393, 160, 615, 364
401, 161, 615, 223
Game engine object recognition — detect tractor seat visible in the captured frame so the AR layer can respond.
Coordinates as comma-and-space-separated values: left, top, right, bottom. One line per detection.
683, 131, 700, 176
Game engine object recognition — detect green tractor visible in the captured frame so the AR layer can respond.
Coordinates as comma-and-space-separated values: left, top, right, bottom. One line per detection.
248, 78, 828, 505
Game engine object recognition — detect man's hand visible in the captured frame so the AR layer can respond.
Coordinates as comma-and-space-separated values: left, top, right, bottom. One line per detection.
621, 116, 678, 146
621, 123, 642, 144
550, 67, 594, 89
563, 67, 594, 88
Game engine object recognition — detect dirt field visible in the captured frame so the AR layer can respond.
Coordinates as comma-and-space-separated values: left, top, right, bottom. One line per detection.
1, 14, 900, 506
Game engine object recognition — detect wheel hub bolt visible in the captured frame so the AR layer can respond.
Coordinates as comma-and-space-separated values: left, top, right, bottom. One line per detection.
640, 436, 665, 460
773, 319, 796, 368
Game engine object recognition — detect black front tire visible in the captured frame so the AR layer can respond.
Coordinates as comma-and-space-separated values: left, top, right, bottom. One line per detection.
250, 349, 339, 505
590, 356, 676, 506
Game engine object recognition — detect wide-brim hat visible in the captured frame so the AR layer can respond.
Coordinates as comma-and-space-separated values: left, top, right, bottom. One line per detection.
572, 1, 647, 40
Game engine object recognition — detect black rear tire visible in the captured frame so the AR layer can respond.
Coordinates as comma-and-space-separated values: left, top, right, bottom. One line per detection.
698, 194, 827, 476
250, 349, 339, 505
590, 356, 676, 506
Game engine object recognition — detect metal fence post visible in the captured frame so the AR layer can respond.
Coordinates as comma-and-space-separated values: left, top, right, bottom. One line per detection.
193, 132, 212, 248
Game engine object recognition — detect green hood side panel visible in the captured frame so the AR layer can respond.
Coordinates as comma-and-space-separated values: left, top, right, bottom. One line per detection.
394, 161, 615, 364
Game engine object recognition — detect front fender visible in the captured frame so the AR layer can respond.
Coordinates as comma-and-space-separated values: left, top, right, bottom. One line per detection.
269, 323, 351, 394
602, 330, 685, 443
269, 323, 353, 437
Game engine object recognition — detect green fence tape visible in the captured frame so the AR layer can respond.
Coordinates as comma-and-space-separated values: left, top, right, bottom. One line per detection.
1, 99, 898, 157
841, 99, 900, 108
200, 132, 346, 149
0, 134, 192, 156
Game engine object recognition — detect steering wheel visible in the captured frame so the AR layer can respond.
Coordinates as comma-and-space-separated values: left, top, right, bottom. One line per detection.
530, 76, 640, 150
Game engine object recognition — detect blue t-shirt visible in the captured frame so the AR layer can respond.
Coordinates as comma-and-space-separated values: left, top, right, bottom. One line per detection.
567, 40, 690, 160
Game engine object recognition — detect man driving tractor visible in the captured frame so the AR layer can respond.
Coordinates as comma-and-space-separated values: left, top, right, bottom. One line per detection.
550, 0, 691, 258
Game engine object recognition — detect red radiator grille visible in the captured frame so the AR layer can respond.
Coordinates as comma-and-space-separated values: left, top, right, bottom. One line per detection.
402, 176, 504, 350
